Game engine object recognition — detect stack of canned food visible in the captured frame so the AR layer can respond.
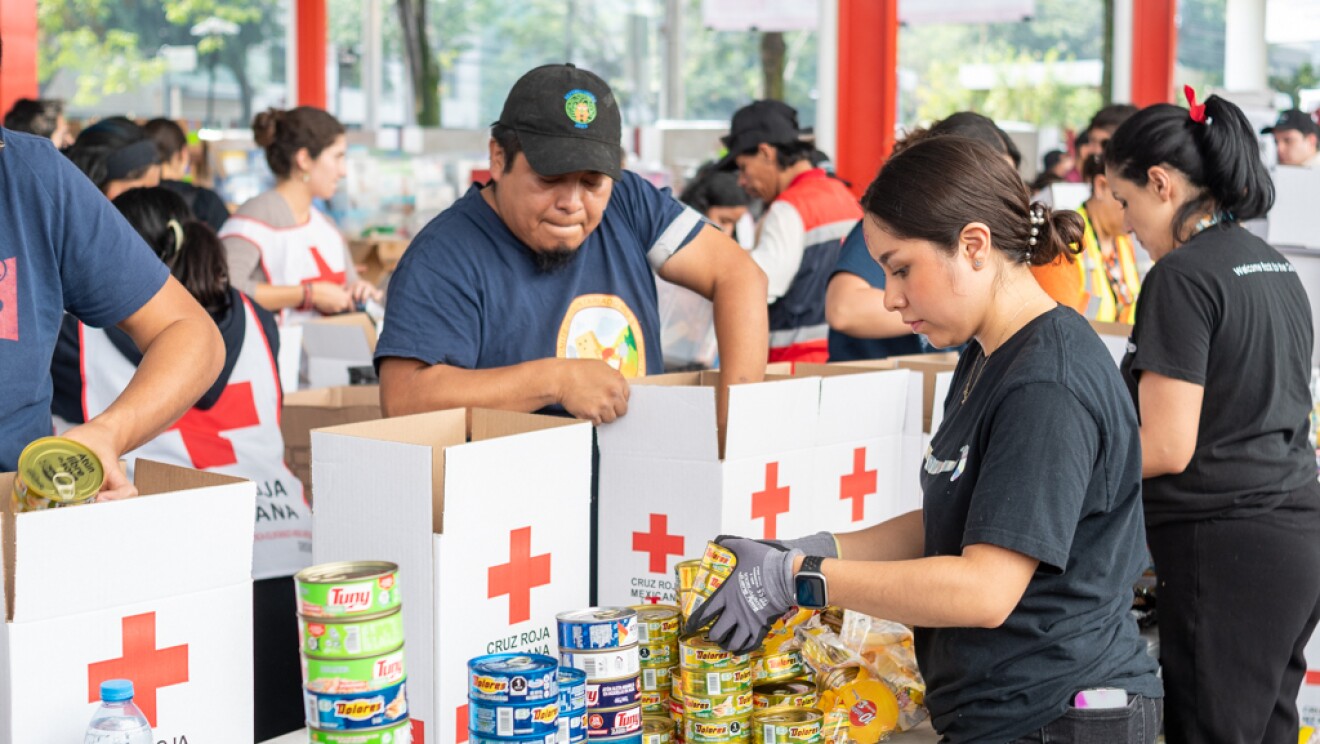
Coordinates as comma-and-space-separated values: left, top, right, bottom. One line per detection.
558, 608, 643, 742
11, 436, 104, 511
296, 561, 411, 742
678, 635, 754, 743
467, 653, 567, 744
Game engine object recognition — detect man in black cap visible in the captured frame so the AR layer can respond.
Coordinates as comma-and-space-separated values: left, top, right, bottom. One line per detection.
720, 100, 861, 363
1264, 109, 1320, 168
376, 64, 768, 424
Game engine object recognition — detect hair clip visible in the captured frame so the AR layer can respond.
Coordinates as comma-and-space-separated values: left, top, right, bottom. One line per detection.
1184, 85, 1208, 124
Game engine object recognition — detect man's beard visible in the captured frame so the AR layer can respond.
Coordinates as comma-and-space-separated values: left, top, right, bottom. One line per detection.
531, 245, 581, 273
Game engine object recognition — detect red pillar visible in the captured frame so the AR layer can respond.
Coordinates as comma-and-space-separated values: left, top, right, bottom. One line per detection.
296, 0, 327, 109
0, 0, 39, 118
835, 0, 898, 200
1131, 0, 1177, 107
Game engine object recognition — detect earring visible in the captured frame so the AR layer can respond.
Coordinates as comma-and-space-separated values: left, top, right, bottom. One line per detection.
974, 259, 983, 268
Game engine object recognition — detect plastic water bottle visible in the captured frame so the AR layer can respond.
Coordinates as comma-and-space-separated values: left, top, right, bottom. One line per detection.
84, 679, 153, 744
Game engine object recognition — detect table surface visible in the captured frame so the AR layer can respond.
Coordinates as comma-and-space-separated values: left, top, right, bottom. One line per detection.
262, 721, 942, 744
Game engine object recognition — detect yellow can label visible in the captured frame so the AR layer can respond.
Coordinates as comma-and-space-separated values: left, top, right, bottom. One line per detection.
680, 638, 750, 671
684, 691, 754, 720
687, 717, 752, 744
683, 667, 753, 697
640, 642, 677, 668
701, 542, 737, 576
753, 651, 804, 683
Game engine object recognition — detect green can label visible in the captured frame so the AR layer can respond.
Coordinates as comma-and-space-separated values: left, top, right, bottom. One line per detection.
308, 719, 412, 743
302, 611, 406, 659
297, 562, 401, 618
303, 646, 406, 693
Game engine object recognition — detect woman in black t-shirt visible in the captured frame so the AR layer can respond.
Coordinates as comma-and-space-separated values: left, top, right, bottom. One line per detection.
686, 136, 1163, 743
1105, 91, 1320, 743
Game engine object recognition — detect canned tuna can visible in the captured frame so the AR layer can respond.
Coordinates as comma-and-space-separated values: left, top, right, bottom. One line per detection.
640, 664, 673, 693
752, 708, 823, 744
307, 718, 413, 743
297, 562, 401, 619
559, 706, 588, 743
558, 608, 639, 650
587, 703, 644, 738
668, 696, 684, 720
682, 668, 753, 697
303, 646, 406, 693
469, 698, 559, 737
13, 437, 103, 511
632, 605, 681, 645
701, 542, 736, 576
587, 675, 641, 708
685, 717, 751, 744
303, 677, 408, 731
301, 610, 405, 659
680, 638, 750, 671
640, 689, 668, 712
468, 654, 560, 704
468, 734, 558, 744
684, 691, 753, 720
591, 736, 642, 744
751, 681, 817, 711
751, 651, 804, 684
639, 642, 677, 668
561, 645, 640, 681
559, 666, 589, 711
643, 716, 677, 744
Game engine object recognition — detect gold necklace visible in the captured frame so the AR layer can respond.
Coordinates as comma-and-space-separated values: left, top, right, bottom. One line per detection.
961, 299, 1038, 405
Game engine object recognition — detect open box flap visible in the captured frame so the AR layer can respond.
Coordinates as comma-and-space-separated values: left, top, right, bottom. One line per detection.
597, 383, 719, 462
724, 376, 821, 460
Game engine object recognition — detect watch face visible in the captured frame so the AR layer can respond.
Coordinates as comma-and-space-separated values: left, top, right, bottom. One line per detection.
794, 574, 827, 609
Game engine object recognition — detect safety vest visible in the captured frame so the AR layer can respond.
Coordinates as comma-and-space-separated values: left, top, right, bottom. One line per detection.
80, 294, 311, 580
1076, 205, 1141, 324
766, 169, 862, 364
219, 208, 349, 325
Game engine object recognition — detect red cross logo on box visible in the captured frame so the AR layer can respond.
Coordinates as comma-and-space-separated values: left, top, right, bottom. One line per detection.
167, 381, 261, 470
840, 447, 877, 522
751, 462, 791, 540
632, 513, 685, 574
301, 246, 347, 286
87, 612, 189, 728
488, 526, 552, 624
456, 703, 469, 743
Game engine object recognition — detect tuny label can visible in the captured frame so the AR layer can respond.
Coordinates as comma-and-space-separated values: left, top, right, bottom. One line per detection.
468, 654, 560, 704
13, 437, 103, 511
680, 637, 750, 671
642, 716, 677, 744
751, 681, 817, 711
303, 646, 407, 693
301, 610, 406, 659
751, 651, 805, 684
558, 607, 639, 650
632, 605, 681, 645
683, 668, 753, 697
752, 708, 823, 744
297, 562, 401, 619
686, 717, 751, 744
469, 699, 560, 737
304, 678, 409, 730
587, 676, 642, 708
308, 718, 413, 743
561, 646, 641, 681
684, 691, 753, 720
587, 704, 644, 738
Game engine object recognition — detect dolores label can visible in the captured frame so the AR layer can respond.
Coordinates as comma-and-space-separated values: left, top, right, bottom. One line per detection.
559, 706, 588, 744
686, 717, 751, 744
302, 610, 405, 659
642, 716, 677, 744
469, 699, 560, 737
639, 643, 677, 668
640, 664, 673, 693
680, 637, 750, 671
684, 691, 754, 721
751, 681, 817, 711
640, 690, 668, 712
752, 708, 824, 744
559, 666, 589, 712
304, 678, 408, 731
469, 734, 559, 744
303, 646, 407, 693
561, 645, 641, 682
558, 607, 639, 650
683, 668, 753, 697
587, 675, 642, 708
632, 605, 681, 645
468, 653, 560, 704
307, 718, 413, 743
297, 562, 401, 619
751, 651, 805, 684
13, 436, 103, 511
587, 704, 644, 738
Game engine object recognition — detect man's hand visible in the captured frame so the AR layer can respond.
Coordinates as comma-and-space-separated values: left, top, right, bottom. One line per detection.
556, 360, 630, 425
310, 281, 356, 314
61, 421, 138, 501
348, 280, 383, 306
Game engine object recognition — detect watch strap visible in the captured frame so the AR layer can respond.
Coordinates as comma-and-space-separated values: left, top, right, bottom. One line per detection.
801, 555, 825, 574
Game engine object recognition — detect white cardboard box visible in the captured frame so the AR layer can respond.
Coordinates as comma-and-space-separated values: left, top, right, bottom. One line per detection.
302, 313, 378, 389
0, 461, 254, 744
311, 410, 593, 744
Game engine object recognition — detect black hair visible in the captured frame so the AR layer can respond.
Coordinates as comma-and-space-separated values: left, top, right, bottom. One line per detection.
491, 122, 523, 174
1105, 96, 1274, 244
680, 163, 750, 213
251, 107, 345, 178
1081, 152, 1105, 184
112, 187, 230, 315
862, 135, 1084, 268
1074, 128, 1092, 149
4, 98, 63, 139
1088, 104, 1138, 134
65, 117, 157, 192
765, 140, 815, 170
143, 118, 188, 163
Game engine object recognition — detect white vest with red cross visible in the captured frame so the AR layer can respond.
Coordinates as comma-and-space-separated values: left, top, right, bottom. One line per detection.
79, 294, 312, 580
218, 209, 349, 325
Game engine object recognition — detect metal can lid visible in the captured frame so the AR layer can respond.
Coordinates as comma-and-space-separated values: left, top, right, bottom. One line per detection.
295, 560, 399, 585
17, 437, 104, 502
752, 707, 824, 725
631, 605, 681, 621
643, 716, 677, 734
752, 680, 815, 696
469, 653, 560, 676
559, 667, 588, 685
557, 607, 638, 624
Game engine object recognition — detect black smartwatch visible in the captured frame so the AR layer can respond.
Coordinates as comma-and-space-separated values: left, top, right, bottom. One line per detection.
794, 555, 829, 609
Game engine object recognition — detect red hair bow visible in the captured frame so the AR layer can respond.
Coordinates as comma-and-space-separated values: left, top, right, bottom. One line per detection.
1184, 85, 1207, 123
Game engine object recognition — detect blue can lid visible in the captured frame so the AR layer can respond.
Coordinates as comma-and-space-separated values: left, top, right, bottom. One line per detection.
100, 679, 134, 702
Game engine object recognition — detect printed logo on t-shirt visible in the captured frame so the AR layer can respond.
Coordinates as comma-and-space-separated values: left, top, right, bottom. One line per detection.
0, 257, 17, 342
557, 294, 646, 377
924, 444, 969, 481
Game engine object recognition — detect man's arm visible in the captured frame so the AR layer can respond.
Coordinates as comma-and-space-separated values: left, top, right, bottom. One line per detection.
825, 272, 913, 339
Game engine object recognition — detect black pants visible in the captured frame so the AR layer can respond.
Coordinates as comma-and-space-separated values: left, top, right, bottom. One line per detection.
1148, 497, 1320, 744
254, 576, 305, 741
1010, 695, 1162, 744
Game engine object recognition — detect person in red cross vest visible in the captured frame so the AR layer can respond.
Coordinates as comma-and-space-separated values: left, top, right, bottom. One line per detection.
717, 100, 863, 364
50, 187, 309, 741
220, 107, 380, 326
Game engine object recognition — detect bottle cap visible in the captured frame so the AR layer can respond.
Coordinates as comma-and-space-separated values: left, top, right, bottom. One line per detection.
100, 679, 134, 703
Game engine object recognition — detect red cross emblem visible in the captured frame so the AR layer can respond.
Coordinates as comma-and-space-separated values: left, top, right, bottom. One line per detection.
300, 246, 347, 286
0, 257, 16, 342
488, 526, 552, 625
632, 514, 685, 574
167, 381, 261, 470
840, 447, 878, 522
751, 462, 792, 540
87, 612, 189, 728
456, 703, 469, 743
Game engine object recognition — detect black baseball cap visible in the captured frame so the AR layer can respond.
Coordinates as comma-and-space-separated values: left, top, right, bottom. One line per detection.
716, 100, 805, 171
494, 63, 623, 181
1262, 109, 1320, 137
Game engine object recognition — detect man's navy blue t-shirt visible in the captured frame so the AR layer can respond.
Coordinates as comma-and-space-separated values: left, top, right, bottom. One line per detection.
827, 222, 926, 361
0, 128, 170, 470
376, 171, 704, 380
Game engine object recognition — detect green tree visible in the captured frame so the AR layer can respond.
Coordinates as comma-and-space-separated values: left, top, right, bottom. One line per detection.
37, 0, 166, 105
1270, 63, 1319, 110
162, 0, 280, 125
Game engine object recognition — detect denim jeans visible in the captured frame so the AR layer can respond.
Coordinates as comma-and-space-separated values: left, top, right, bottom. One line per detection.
1009, 694, 1162, 744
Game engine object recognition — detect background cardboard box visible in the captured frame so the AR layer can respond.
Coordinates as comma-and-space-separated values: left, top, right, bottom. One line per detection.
302, 313, 379, 389
281, 386, 383, 503
349, 238, 410, 286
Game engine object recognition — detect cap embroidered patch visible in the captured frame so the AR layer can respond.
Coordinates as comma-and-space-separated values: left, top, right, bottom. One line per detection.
564, 89, 598, 129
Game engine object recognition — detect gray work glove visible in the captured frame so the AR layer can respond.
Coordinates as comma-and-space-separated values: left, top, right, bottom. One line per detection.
777, 531, 839, 559
686, 536, 801, 655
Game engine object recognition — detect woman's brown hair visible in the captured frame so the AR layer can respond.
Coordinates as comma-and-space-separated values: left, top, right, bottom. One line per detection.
251, 106, 345, 178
